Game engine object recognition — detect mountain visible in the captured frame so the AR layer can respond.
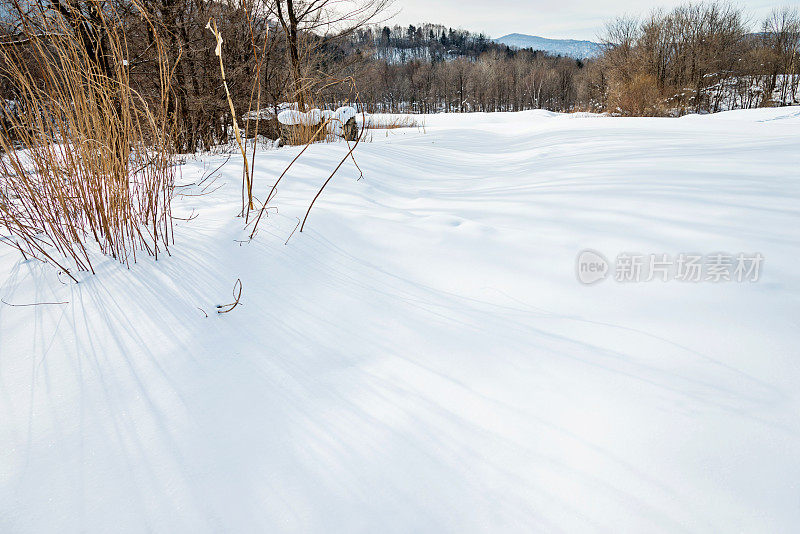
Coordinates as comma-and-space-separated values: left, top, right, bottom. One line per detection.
494, 33, 602, 58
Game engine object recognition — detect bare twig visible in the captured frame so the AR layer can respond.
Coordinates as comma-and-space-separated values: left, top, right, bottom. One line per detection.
216, 278, 242, 314
285, 217, 301, 245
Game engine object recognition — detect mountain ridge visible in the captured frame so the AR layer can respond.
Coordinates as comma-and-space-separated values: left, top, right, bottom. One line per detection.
494, 33, 602, 58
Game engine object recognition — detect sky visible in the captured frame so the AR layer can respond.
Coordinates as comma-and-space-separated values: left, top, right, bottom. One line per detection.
385, 0, 800, 41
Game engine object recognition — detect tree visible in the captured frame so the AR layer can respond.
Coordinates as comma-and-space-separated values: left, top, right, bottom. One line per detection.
762, 7, 800, 105
271, 0, 391, 109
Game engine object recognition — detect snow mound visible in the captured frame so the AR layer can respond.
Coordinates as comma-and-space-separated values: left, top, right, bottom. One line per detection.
335, 106, 357, 123
277, 109, 307, 125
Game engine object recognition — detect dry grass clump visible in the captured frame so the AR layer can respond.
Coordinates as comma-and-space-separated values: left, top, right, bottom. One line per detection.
0, 4, 175, 280
362, 115, 420, 129
281, 121, 336, 145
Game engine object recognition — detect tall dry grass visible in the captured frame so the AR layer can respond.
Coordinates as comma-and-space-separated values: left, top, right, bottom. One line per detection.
280, 120, 337, 145
361, 115, 420, 129
0, 3, 175, 280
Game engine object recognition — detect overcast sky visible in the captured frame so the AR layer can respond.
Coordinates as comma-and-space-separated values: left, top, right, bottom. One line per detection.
385, 0, 800, 41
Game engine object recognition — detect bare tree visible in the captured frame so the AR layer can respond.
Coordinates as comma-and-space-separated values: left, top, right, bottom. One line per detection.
271, 0, 392, 109
762, 7, 800, 105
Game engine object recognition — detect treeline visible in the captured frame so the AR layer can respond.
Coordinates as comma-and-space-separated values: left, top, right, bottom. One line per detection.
352, 23, 511, 62
602, 4, 800, 114
323, 24, 598, 113
324, 51, 597, 113
323, 4, 800, 115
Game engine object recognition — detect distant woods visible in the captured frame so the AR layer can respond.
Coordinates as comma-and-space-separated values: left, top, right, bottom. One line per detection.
332, 24, 600, 113
340, 5, 800, 115
601, 4, 800, 115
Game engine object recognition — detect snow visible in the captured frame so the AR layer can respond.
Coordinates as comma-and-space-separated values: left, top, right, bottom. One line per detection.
335, 105, 357, 123
277, 109, 306, 125
1, 108, 799, 532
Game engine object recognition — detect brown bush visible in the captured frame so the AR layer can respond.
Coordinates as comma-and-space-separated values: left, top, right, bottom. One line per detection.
606, 73, 669, 116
